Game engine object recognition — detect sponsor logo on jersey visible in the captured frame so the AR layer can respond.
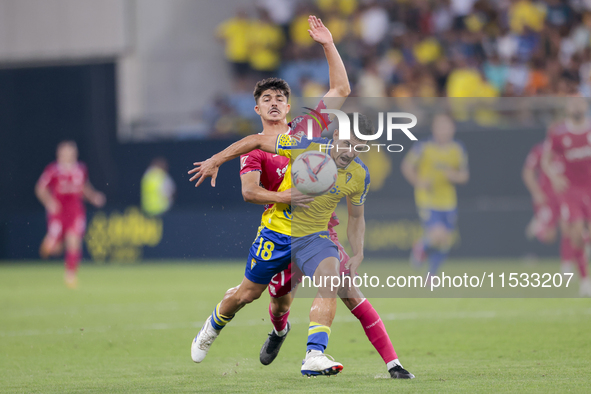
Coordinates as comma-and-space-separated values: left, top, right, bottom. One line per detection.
565, 145, 591, 161
240, 156, 249, 170
276, 164, 288, 178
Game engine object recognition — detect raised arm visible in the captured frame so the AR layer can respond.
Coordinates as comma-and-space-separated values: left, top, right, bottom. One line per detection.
345, 199, 365, 274
307, 16, 350, 111
189, 134, 278, 188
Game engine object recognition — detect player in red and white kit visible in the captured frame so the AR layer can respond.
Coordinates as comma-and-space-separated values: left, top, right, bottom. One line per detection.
234, 17, 410, 378
523, 131, 577, 274
35, 141, 106, 288
542, 98, 591, 296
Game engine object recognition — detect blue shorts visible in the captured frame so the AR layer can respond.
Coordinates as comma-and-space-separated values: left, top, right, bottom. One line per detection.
292, 231, 339, 278
419, 208, 457, 230
245, 227, 292, 284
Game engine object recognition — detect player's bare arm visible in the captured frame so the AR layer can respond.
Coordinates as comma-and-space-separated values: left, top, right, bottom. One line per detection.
83, 181, 106, 208
522, 162, 546, 205
345, 198, 365, 274
401, 154, 430, 189
541, 145, 568, 193
444, 167, 469, 184
35, 180, 60, 214
241, 171, 314, 208
189, 134, 278, 187
307, 15, 350, 112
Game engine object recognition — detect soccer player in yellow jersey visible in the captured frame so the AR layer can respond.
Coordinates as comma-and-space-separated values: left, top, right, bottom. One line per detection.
401, 113, 469, 277
189, 113, 412, 378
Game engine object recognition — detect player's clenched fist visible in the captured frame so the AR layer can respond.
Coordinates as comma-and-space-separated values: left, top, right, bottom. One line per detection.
188, 157, 220, 187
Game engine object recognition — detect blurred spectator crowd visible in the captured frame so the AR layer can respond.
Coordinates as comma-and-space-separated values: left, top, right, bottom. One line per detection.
205, 0, 591, 137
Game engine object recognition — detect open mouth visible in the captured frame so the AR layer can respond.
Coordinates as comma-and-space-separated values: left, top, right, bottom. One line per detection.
269, 108, 280, 115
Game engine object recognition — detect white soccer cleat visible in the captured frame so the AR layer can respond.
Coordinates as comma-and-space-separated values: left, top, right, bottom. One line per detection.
301, 350, 343, 376
191, 317, 219, 363
579, 278, 591, 297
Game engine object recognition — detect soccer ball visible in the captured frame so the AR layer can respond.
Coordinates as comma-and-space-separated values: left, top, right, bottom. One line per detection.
291, 151, 338, 196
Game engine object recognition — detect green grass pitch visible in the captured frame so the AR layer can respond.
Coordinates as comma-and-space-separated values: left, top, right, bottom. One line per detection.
1, 260, 590, 393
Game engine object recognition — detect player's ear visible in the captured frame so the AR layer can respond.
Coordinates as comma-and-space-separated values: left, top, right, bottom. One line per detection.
333, 128, 339, 140
254, 104, 261, 116
286, 103, 291, 114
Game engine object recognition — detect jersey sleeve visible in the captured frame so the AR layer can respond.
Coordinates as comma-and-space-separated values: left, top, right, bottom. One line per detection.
79, 162, 89, 183
37, 164, 56, 190
524, 144, 541, 171
457, 142, 469, 171
544, 134, 561, 157
239, 150, 263, 176
275, 134, 322, 159
289, 99, 331, 139
403, 141, 423, 166
349, 160, 371, 206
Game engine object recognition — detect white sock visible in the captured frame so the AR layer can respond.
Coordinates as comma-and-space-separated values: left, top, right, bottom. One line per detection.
274, 326, 289, 337
387, 359, 402, 370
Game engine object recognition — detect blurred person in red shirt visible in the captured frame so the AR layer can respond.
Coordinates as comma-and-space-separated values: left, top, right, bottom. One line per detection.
35, 141, 106, 288
542, 98, 591, 296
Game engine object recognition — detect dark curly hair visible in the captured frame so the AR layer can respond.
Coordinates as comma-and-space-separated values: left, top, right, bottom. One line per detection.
253, 77, 291, 103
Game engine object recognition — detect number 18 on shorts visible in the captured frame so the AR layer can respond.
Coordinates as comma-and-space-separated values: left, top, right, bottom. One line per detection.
244, 226, 292, 285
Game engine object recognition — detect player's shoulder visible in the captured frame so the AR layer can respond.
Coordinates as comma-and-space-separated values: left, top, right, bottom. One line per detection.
280, 133, 329, 148
531, 141, 544, 154
351, 157, 370, 183
241, 148, 265, 159
451, 139, 467, 154
410, 139, 427, 152
77, 161, 88, 171
411, 138, 437, 154
43, 162, 59, 174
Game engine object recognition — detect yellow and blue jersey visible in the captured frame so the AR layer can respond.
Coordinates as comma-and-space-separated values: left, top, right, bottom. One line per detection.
264, 134, 370, 238
404, 139, 468, 211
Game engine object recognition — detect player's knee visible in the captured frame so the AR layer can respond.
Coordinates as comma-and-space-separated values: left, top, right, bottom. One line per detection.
428, 228, 447, 248
339, 295, 359, 310
65, 236, 82, 251
270, 295, 291, 315
569, 223, 585, 246
237, 289, 262, 305
223, 285, 240, 301
541, 228, 557, 244
315, 258, 339, 278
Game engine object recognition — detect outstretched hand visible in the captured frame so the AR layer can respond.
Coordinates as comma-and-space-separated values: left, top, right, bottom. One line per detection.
290, 188, 315, 208
308, 15, 333, 46
188, 157, 220, 188
345, 254, 363, 275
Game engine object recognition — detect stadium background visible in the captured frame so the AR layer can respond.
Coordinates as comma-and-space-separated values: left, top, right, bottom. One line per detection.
2, 1, 591, 392
1, 0, 581, 262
